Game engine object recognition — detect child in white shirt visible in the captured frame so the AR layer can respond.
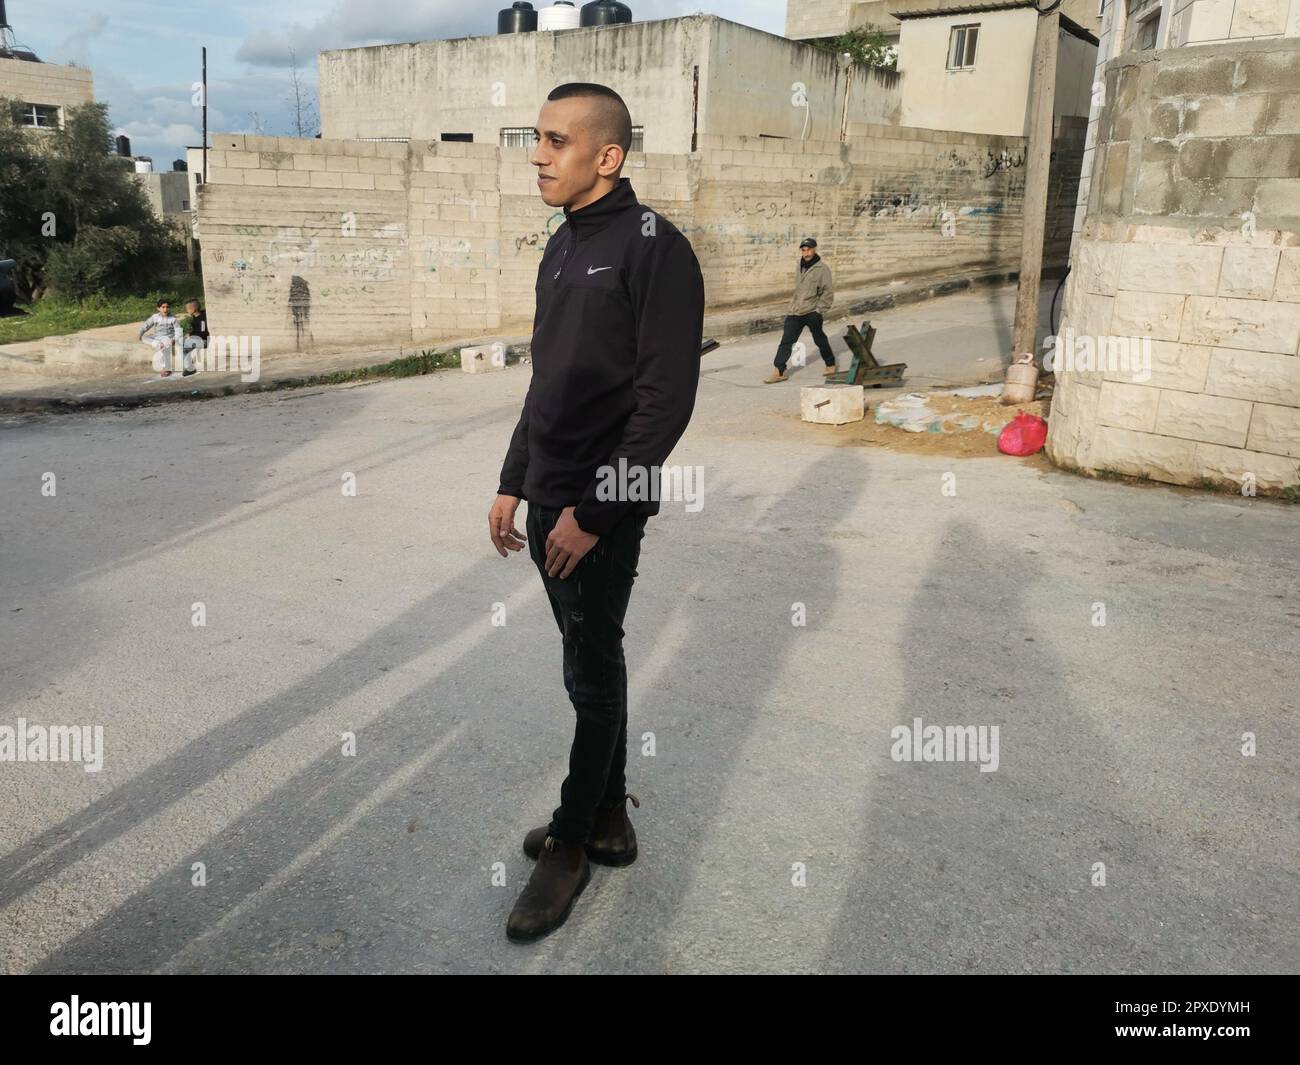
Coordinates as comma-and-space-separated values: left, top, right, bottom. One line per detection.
140, 299, 183, 376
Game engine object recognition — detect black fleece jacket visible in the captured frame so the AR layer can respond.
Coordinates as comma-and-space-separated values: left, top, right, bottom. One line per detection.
497, 177, 705, 536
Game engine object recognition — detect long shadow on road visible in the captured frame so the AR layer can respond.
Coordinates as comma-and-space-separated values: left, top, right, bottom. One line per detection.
26, 444, 870, 973
818, 518, 1288, 974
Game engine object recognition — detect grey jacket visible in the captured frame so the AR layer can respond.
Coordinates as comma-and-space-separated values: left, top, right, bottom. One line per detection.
790, 257, 833, 316
139, 313, 180, 341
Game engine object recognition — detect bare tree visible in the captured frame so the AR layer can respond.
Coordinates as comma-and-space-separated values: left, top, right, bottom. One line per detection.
285, 48, 320, 139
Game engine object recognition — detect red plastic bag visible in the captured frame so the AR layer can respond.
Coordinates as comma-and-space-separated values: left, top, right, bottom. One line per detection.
997, 411, 1048, 456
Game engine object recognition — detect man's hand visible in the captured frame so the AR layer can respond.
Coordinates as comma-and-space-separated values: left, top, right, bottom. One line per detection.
489, 494, 527, 557
545, 506, 599, 579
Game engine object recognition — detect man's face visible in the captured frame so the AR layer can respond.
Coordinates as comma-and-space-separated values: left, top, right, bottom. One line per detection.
531, 97, 621, 211
185, 302, 198, 315
158, 303, 170, 315
800, 246, 814, 261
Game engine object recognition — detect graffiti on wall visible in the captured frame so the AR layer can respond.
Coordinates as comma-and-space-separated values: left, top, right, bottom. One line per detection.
513, 211, 566, 253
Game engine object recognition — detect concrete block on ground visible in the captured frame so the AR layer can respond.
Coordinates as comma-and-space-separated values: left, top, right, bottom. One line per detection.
801, 385, 865, 425
459, 344, 506, 374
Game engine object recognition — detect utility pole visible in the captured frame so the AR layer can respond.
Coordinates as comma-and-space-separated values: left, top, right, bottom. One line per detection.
202, 46, 208, 182
1011, 2, 1061, 358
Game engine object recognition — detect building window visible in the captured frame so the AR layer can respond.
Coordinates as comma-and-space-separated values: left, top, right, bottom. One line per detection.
500, 127, 535, 148
440, 133, 473, 142
1135, 13, 1159, 50
1125, 0, 1162, 51
500, 125, 645, 152
947, 24, 979, 71
20, 103, 61, 128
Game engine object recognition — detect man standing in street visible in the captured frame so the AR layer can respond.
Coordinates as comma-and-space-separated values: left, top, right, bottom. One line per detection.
763, 237, 837, 383
488, 83, 706, 942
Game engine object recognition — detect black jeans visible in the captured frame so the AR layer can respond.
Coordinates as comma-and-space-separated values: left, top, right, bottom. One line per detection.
526, 503, 648, 843
774, 312, 836, 372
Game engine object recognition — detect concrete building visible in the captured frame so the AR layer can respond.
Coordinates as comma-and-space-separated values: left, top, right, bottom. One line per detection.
0, 54, 93, 131
1, 0, 93, 130
781, 0, 1100, 137
133, 169, 191, 218
316, 15, 902, 153
787, 0, 903, 41
890, 1, 1098, 137
785, 0, 1104, 39
1047, 1, 1300, 494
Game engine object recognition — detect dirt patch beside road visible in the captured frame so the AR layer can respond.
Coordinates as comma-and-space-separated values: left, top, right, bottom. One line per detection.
778, 391, 1053, 465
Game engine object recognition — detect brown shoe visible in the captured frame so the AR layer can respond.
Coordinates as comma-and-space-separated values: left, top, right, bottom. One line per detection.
523, 794, 640, 867
506, 835, 590, 942
822, 364, 838, 377
763, 368, 788, 383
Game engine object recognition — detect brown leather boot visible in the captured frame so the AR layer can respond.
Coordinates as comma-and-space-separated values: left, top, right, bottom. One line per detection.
522, 793, 640, 867
506, 835, 590, 942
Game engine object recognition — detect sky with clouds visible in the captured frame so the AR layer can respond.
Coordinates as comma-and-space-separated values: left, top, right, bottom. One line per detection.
8, 0, 788, 167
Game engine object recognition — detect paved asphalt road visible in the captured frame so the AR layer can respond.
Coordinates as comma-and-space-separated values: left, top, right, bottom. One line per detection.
1, 293, 1297, 974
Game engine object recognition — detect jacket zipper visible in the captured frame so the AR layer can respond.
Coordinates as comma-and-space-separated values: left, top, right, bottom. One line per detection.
553, 227, 577, 280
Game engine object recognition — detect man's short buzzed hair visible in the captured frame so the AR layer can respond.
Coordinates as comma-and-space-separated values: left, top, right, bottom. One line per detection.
547, 82, 632, 156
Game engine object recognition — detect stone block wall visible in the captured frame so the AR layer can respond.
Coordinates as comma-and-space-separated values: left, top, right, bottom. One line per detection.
195, 121, 1083, 354
0, 56, 93, 125
1048, 38, 1300, 493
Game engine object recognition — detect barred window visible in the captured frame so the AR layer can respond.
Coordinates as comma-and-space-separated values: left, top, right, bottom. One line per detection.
502, 126, 644, 151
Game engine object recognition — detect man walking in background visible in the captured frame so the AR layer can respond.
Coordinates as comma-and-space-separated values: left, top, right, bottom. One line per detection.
488, 83, 705, 942
763, 237, 836, 383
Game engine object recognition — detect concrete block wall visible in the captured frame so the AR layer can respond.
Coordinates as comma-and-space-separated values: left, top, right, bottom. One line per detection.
406, 139, 503, 341
692, 125, 1034, 306
0, 56, 93, 123
1089, 40, 1300, 233
786, 0, 855, 40
196, 123, 1078, 353
198, 134, 415, 353
1075, 5, 1300, 250
1050, 218, 1300, 489
1048, 38, 1300, 493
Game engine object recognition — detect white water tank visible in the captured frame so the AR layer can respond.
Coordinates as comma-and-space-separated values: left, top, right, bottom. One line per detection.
538, 1, 579, 30
134, 159, 153, 173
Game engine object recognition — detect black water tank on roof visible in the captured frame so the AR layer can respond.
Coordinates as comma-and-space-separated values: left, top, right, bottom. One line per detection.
580, 0, 631, 26
498, 2, 538, 32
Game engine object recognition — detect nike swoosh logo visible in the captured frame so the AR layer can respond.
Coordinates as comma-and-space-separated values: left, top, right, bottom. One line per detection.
587, 266, 612, 274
